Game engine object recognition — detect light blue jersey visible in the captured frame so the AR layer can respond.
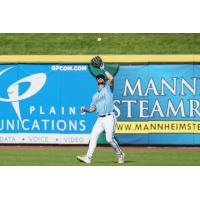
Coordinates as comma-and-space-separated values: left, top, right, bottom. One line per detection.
90, 82, 114, 115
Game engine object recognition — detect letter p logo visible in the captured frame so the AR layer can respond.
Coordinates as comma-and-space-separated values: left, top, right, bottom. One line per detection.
0, 67, 47, 121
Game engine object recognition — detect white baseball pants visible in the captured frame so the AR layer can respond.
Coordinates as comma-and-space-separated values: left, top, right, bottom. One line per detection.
86, 113, 123, 159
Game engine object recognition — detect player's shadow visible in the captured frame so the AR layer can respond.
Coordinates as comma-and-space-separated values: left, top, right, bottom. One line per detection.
94, 160, 135, 164
123, 160, 135, 163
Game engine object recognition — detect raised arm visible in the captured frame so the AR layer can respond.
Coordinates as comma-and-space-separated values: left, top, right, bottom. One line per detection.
100, 64, 114, 86
91, 56, 114, 86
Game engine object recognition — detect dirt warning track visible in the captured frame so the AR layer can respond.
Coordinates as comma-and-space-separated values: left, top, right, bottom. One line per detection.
1, 145, 200, 151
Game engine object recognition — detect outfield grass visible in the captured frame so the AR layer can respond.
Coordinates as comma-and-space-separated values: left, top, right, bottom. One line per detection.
0, 33, 200, 54
0, 148, 200, 166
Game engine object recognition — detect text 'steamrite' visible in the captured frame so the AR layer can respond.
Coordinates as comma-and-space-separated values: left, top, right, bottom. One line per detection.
77, 56, 125, 164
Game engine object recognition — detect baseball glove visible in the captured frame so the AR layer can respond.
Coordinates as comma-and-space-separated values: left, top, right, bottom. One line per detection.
91, 56, 103, 69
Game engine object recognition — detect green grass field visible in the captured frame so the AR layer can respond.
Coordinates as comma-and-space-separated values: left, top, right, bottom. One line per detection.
0, 147, 200, 166
0, 33, 200, 54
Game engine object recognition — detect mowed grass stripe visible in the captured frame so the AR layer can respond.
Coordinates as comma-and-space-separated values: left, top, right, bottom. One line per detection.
0, 33, 199, 54
0, 148, 200, 166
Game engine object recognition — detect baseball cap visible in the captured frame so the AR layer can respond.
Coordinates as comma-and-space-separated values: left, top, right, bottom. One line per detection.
96, 74, 106, 81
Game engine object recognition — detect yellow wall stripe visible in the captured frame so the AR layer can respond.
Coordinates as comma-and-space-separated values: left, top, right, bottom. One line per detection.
0, 55, 199, 63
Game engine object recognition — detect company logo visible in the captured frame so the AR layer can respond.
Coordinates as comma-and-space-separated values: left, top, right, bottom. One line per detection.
0, 67, 47, 121
88, 63, 119, 78
51, 65, 87, 71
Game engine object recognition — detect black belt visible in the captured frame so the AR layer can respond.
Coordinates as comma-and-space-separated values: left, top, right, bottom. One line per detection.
99, 113, 112, 118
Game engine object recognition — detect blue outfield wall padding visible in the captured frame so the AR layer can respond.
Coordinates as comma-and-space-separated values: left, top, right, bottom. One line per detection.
148, 134, 194, 145
115, 134, 194, 145
193, 134, 200, 145
115, 134, 149, 145
0, 58, 200, 145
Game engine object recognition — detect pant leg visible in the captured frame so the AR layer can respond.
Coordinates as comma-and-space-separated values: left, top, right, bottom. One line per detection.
86, 118, 104, 159
103, 114, 123, 156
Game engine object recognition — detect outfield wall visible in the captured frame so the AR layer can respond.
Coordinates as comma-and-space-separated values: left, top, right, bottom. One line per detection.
0, 55, 200, 145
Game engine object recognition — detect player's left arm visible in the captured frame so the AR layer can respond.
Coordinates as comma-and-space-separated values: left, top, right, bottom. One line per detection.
100, 64, 114, 87
91, 56, 114, 86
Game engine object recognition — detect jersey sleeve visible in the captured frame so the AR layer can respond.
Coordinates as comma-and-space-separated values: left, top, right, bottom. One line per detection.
105, 82, 114, 92
90, 96, 96, 108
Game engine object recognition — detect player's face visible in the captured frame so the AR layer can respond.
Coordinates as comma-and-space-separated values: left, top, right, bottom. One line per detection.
97, 78, 105, 86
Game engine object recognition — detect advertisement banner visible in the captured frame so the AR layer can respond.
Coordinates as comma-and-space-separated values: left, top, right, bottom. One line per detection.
114, 64, 200, 144
0, 64, 96, 144
0, 55, 200, 145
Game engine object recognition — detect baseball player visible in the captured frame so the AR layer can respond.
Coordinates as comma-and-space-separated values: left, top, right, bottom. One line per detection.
77, 56, 125, 164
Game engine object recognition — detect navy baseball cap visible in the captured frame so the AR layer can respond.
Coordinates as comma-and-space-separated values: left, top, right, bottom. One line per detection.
96, 74, 106, 81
